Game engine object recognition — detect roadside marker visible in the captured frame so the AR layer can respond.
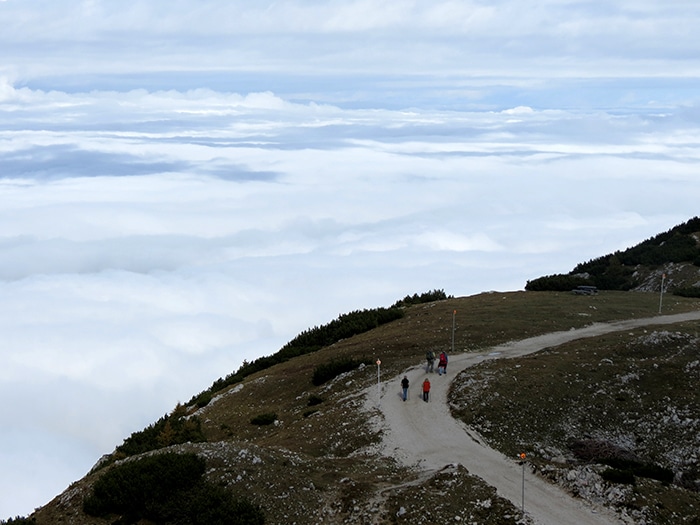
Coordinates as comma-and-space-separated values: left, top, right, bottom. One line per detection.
519, 453, 527, 514
376, 359, 382, 406
659, 273, 666, 313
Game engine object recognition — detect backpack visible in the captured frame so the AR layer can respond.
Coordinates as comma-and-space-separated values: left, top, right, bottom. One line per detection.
426, 350, 435, 361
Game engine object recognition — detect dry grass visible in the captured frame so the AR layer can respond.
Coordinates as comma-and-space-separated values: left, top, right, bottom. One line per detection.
31, 291, 700, 524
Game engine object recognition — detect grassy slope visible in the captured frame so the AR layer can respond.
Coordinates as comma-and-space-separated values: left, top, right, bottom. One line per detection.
31, 291, 700, 524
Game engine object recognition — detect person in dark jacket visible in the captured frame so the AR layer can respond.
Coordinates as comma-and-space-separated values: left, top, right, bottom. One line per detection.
401, 375, 409, 401
426, 350, 435, 373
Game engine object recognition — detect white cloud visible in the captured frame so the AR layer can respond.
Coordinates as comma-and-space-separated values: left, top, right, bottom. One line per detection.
2, 1, 700, 83
415, 231, 503, 252
0, 1, 699, 518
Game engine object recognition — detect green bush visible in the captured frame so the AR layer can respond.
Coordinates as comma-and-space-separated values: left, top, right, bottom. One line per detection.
193, 390, 213, 408
673, 286, 700, 298
83, 452, 264, 524
635, 463, 674, 484
311, 357, 372, 386
525, 274, 593, 292
250, 412, 277, 426
600, 457, 674, 485
601, 468, 636, 485
528, 216, 700, 291
116, 410, 205, 458
307, 394, 324, 406
391, 289, 453, 308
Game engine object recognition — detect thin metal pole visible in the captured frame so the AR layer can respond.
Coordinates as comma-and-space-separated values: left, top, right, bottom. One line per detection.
521, 462, 525, 513
518, 453, 526, 514
451, 309, 456, 354
376, 359, 381, 406
658, 273, 666, 314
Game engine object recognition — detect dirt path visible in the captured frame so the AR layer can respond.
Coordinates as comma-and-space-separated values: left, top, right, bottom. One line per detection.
373, 311, 700, 525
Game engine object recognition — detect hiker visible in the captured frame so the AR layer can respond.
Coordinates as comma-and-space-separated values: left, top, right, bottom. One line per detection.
437, 351, 448, 375
401, 375, 409, 402
425, 350, 435, 373
422, 377, 431, 402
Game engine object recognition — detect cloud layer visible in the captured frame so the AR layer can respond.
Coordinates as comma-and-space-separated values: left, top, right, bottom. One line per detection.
1, 0, 699, 519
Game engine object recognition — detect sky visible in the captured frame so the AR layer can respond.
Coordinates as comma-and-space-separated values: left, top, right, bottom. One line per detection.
1, 0, 699, 518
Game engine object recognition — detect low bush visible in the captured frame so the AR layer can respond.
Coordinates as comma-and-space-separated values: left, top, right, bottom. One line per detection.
116, 408, 205, 458
601, 468, 636, 485
0, 517, 36, 524
673, 286, 700, 298
391, 289, 452, 308
307, 394, 324, 406
83, 452, 264, 524
250, 412, 277, 426
525, 274, 593, 292
311, 357, 372, 386
635, 463, 674, 484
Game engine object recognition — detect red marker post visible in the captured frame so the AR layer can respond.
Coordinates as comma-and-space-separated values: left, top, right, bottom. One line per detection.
519, 453, 527, 513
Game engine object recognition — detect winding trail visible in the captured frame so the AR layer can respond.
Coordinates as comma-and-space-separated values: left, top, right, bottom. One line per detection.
374, 311, 700, 525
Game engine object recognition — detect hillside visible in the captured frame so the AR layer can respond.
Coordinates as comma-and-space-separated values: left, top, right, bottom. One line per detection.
22, 290, 700, 525
526, 217, 700, 294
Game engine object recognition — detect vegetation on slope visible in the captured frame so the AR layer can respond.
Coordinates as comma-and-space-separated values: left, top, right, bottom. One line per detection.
526, 216, 700, 292
83, 452, 264, 525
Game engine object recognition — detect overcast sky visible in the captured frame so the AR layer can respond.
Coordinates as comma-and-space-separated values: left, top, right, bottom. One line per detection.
1, 0, 699, 518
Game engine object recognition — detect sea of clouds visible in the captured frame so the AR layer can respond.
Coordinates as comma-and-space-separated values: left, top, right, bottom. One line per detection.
1, 0, 699, 518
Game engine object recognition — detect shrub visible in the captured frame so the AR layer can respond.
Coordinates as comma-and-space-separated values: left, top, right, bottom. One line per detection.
673, 286, 700, 298
193, 390, 213, 408
0, 517, 36, 524
307, 394, 324, 406
601, 468, 636, 485
311, 357, 372, 386
634, 463, 674, 484
250, 412, 277, 426
391, 289, 453, 308
525, 274, 592, 292
83, 452, 264, 524
116, 412, 205, 458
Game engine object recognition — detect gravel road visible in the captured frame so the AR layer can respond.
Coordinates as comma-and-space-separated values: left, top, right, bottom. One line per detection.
374, 311, 700, 525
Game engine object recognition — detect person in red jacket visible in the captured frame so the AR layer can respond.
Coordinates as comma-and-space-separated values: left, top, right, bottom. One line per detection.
437, 351, 448, 375
422, 377, 431, 402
